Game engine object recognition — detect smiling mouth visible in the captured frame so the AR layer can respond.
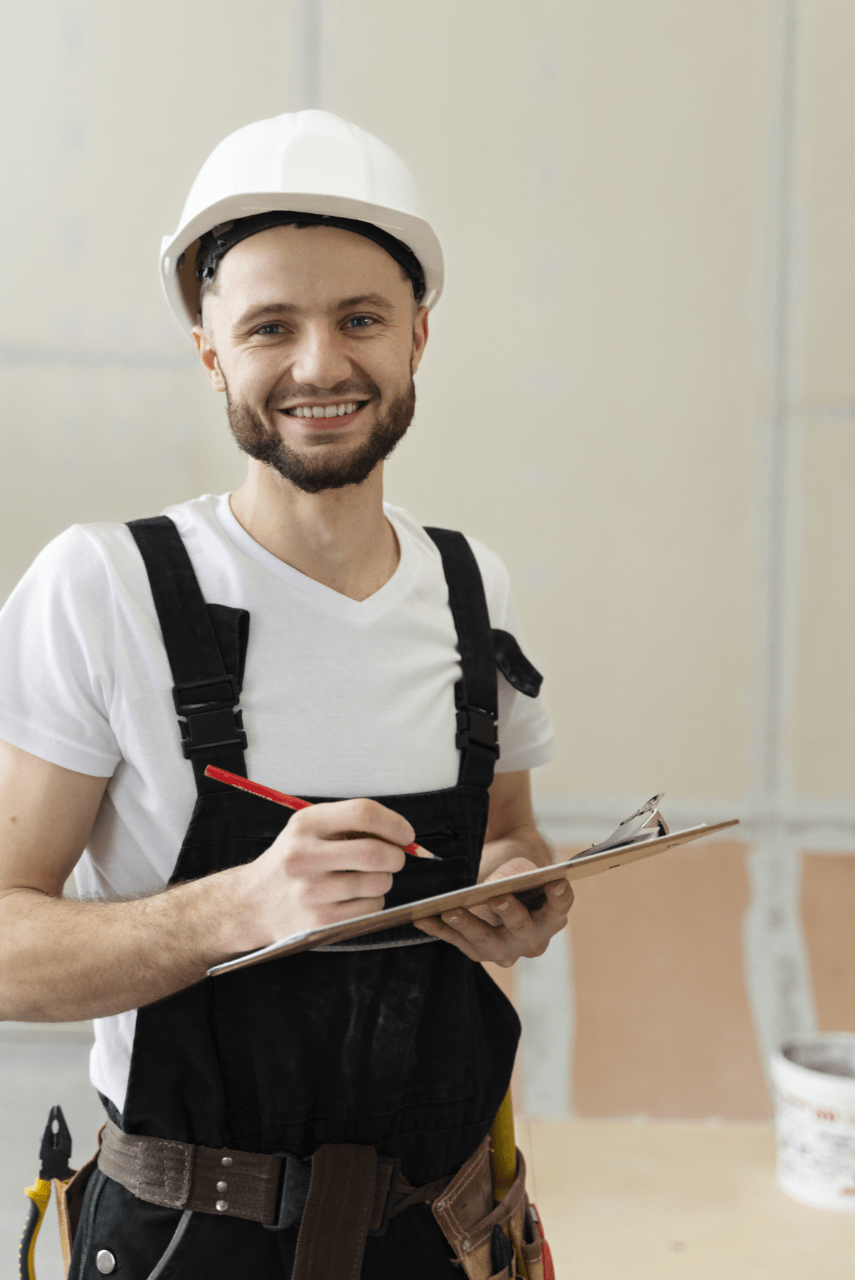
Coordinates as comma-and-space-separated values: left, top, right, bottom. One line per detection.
283, 401, 367, 419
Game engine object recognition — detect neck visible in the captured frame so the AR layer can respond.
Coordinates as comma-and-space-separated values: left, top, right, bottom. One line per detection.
228, 459, 399, 601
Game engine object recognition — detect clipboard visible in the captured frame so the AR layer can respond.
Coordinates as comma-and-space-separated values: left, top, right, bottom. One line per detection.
208, 797, 739, 976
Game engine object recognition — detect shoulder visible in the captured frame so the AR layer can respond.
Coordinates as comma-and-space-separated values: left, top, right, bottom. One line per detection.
11, 522, 139, 601
59, 495, 223, 578
385, 505, 512, 624
161, 493, 228, 543
3, 494, 223, 619
0, 525, 148, 678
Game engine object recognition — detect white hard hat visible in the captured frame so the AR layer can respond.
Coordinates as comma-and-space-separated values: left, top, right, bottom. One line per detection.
160, 109, 444, 335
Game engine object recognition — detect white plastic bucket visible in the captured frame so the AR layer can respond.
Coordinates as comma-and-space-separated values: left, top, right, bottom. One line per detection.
770, 1032, 855, 1211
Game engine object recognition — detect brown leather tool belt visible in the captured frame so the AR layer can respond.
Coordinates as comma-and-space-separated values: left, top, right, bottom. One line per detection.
98, 1119, 450, 1279
97, 1124, 546, 1280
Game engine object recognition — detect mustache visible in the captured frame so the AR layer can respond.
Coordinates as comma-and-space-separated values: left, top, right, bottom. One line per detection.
268, 380, 379, 411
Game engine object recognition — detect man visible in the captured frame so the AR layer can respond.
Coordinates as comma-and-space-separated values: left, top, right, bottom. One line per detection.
0, 111, 571, 1278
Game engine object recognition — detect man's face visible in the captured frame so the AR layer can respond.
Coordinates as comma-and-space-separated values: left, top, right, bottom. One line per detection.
193, 225, 429, 493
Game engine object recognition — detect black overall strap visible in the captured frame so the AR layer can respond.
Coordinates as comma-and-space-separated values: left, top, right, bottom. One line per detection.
425, 528, 499, 790
127, 516, 249, 791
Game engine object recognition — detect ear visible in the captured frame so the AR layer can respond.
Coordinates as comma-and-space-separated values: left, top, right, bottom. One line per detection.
192, 323, 226, 393
411, 306, 429, 374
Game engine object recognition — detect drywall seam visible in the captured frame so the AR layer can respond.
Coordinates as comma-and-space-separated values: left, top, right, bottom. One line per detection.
533, 796, 855, 846
291, 0, 325, 111
744, 832, 816, 1072
515, 926, 573, 1117
0, 342, 194, 370
756, 0, 799, 808
740, 0, 817, 1071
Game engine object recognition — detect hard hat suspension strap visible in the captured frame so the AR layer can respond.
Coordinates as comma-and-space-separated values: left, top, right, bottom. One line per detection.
193, 210, 426, 301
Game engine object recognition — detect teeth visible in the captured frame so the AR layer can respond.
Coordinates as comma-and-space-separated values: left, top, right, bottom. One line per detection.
289, 403, 360, 418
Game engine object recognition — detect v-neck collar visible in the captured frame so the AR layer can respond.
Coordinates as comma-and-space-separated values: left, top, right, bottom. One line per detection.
214, 494, 417, 620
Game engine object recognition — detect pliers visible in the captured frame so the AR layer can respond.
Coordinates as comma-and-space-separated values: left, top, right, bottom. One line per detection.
20, 1106, 73, 1280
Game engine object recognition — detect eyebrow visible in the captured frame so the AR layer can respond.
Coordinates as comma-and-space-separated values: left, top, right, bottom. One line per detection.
336, 293, 395, 310
234, 293, 396, 330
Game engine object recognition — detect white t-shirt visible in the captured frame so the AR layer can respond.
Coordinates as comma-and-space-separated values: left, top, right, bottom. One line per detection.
0, 495, 556, 1109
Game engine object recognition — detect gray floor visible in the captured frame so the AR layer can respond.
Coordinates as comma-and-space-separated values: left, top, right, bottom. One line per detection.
1, 1023, 104, 1280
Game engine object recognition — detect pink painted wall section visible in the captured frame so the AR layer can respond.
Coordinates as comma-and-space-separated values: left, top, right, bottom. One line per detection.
485, 844, 855, 1120
566, 840, 769, 1120
802, 853, 855, 1033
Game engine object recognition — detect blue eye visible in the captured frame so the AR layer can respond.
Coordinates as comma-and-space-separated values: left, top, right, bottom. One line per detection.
256, 323, 283, 336
346, 315, 374, 329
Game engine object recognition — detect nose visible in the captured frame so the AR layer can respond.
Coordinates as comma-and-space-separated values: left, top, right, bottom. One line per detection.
289, 322, 352, 388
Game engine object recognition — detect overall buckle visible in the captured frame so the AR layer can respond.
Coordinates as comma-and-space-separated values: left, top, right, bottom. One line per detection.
172, 674, 247, 760
454, 705, 499, 758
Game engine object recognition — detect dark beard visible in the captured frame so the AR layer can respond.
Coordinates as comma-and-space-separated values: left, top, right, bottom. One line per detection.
224, 379, 416, 494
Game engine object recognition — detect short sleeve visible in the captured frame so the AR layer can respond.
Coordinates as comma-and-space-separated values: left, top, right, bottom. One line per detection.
0, 527, 122, 775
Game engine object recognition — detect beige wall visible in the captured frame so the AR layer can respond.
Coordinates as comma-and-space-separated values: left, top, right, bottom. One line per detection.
2, 0, 853, 1120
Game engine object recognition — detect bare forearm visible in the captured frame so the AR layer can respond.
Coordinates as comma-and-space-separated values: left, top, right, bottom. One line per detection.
478, 821, 554, 882
0, 871, 249, 1022
0, 796, 416, 1023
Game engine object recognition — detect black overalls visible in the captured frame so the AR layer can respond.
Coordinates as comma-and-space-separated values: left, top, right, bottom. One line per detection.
70, 518, 540, 1280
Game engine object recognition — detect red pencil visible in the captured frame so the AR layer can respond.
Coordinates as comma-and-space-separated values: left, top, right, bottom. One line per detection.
204, 765, 439, 861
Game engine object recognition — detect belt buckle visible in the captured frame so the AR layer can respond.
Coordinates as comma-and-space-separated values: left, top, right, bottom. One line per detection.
263, 1153, 311, 1232
366, 1154, 401, 1238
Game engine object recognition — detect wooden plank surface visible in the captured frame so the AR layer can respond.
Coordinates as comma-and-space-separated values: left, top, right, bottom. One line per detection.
519, 1119, 855, 1278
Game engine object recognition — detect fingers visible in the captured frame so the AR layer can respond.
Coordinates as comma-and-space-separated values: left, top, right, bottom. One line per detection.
285, 867, 395, 927
290, 798, 415, 850
413, 877, 573, 966
305, 886, 389, 925
303, 834, 406, 877
470, 868, 573, 927
481, 878, 573, 937
541, 877, 574, 914
467, 901, 507, 926
325, 869, 395, 903
414, 908, 513, 967
472, 895, 538, 950
278, 804, 409, 879
413, 913, 491, 964
243, 798, 417, 944
469, 857, 539, 926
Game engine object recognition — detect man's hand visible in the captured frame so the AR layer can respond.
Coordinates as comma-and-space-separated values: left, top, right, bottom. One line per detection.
413, 856, 572, 967
226, 799, 410, 952
412, 771, 573, 967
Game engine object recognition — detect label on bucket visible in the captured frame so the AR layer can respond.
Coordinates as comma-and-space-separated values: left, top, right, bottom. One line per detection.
772, 1043, 855, 1213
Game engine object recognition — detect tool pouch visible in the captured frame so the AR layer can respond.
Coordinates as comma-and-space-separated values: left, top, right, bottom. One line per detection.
431, 1138, 546, 1280
54, 1130, 103, 1277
